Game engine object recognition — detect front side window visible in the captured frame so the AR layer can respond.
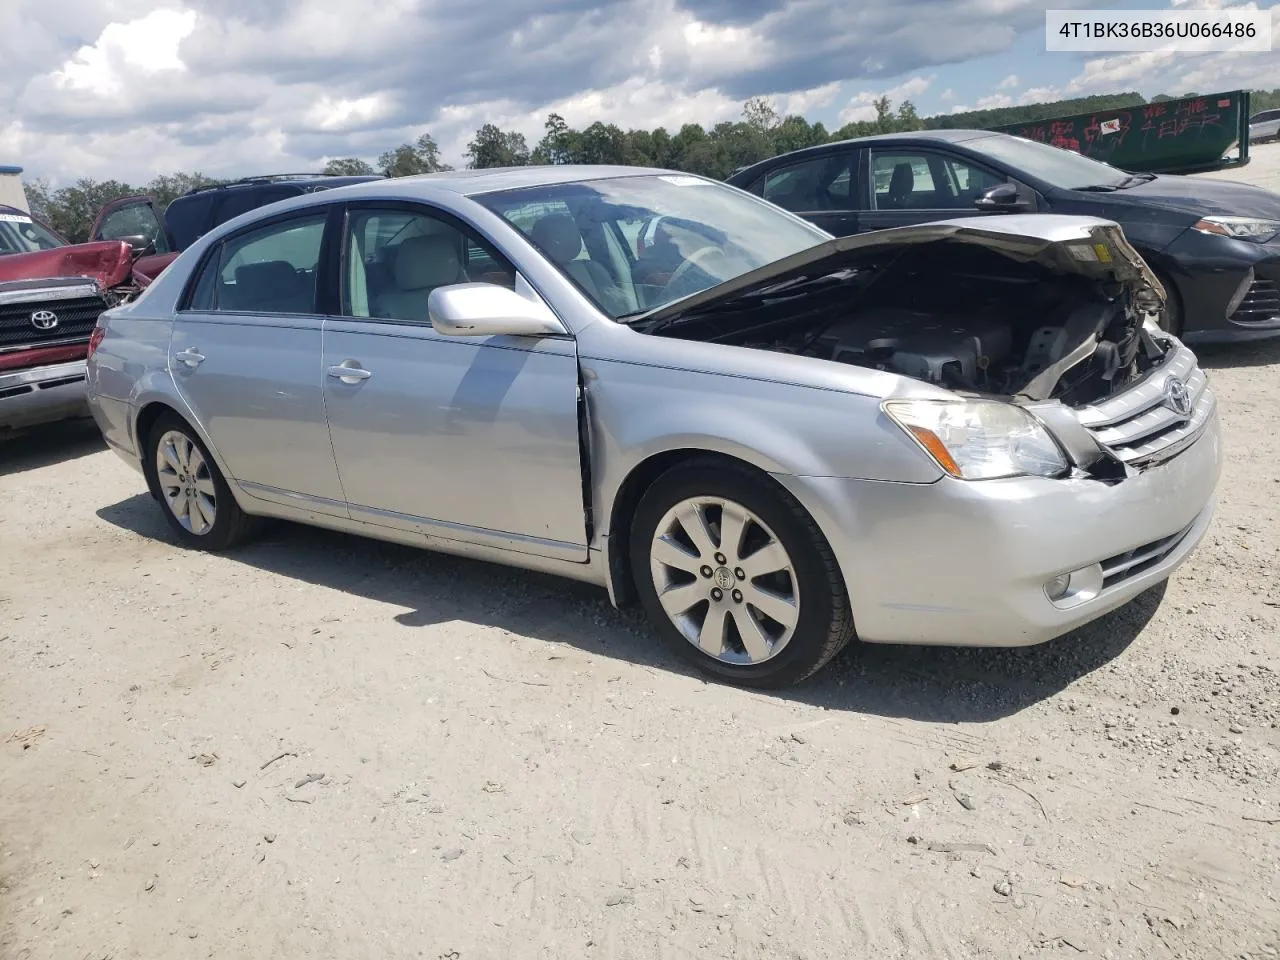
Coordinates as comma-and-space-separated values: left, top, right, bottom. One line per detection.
0, 211, 65, 255
477, 175, 829, 319
342, 207, 515, 323
761, 153, 854, 213
187, 213, 326, 314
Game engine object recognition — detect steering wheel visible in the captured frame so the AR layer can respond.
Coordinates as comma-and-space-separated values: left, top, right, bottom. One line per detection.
667, 244, 729, 291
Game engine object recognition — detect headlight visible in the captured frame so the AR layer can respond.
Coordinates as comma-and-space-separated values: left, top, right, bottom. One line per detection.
1192, 216, 1280, 243
883, 399, 1068, 480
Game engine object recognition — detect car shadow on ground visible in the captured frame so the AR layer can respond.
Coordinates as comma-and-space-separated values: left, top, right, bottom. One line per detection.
1194, 336, 1280, 369
0, 418, 104, 478
98, 493, 1159, 724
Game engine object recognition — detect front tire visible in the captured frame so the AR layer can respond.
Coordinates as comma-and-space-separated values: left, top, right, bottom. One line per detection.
629, 459, 855, 688
144, 412, 261, 550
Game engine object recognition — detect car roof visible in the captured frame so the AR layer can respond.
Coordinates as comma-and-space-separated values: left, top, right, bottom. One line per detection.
727, 129, 1007, 180
321, 165, 681, 201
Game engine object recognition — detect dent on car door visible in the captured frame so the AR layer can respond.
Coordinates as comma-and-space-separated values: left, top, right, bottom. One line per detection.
90, 195, 174, 255
859, 148, 1012, 231
320, 202, 589, 562
168, 209, 348, 516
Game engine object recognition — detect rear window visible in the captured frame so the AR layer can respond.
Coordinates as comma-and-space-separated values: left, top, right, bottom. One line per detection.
165, 194, 215, 251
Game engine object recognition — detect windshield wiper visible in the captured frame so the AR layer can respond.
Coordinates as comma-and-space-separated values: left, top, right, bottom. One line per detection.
1077, 183, 1121, 192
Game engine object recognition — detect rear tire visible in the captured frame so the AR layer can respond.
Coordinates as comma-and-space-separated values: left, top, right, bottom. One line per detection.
144, 412, 261, 551
629, 458, 855, 688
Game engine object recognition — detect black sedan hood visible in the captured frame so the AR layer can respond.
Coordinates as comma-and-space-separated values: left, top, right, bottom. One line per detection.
1101, 173, 1280, 219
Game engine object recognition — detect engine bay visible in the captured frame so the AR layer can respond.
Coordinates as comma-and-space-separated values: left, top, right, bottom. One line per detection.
648, 232, 1172, 405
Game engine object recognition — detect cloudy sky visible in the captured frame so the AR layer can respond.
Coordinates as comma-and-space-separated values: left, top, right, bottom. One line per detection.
2, 0, 1277, 185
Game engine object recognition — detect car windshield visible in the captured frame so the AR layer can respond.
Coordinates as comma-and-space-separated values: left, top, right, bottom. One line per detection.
967, 134, 1131, 190
0, 211, 66, 255
475, 174, 830, 319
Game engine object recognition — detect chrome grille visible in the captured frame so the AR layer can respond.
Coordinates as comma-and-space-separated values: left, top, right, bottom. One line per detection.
1074, 342, 1213, 468
1229, 279, 1280, 326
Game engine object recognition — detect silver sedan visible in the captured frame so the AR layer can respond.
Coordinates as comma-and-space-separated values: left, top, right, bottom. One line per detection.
86, 166, 1220, 687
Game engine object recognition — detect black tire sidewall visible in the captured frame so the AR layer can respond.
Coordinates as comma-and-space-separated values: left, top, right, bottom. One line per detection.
629, 464, 847, 688
144, 413, 244, 550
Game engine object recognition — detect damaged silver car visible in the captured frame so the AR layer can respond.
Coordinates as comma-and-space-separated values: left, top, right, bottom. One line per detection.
85, 168, 1220, 687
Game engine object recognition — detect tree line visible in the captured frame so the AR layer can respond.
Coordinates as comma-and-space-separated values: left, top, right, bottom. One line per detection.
24, 88, 1280, 243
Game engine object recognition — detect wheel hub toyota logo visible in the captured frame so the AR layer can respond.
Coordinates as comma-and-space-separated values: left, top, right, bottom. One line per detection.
30, 310, 59, 330
1163, 377, 1191, 421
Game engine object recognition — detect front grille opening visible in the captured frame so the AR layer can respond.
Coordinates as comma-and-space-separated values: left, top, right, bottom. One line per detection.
1230, 279, 1280, 325
1100, 520, 1196, 590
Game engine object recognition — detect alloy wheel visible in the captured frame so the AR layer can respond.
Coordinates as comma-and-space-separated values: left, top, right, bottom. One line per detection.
155, 429, 217, 536
648, 496, 799, 665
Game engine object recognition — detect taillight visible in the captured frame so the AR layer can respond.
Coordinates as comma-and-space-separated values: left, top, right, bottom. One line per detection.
87, 325, 106, 358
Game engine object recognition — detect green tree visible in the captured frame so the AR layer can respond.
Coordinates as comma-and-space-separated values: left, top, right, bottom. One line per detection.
378, 133, 451, 178
23, 178, 51, 222
743, 96, 780, 133
465, 124, 531, 168
143, 172, 220, 209
531, 113, 577, 165
896, 100, 924, 132
41, 178, 139, 243
322, 158, 376, 176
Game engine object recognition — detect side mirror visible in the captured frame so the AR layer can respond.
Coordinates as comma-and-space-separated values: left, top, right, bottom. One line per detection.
973, 182, 1030, 213
428, 282, 568, 338
119, 234, 157, 256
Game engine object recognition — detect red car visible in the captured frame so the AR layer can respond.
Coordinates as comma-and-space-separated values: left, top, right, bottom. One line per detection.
0, 203, 179, 435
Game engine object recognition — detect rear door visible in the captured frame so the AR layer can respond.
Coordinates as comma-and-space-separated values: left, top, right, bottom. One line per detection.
857, 147, 1022, 233
90, 196, 174, 254
750, 150, 862, 237
167, 206, 347, 516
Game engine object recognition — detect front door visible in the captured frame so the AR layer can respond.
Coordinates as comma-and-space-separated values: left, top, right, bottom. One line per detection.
321, 202, 588, 562
168, 209, 346, 516
90, 196, 174, 254
856, 147, 1015, 233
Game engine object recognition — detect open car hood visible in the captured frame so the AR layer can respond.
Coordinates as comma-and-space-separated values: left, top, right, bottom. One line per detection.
635, 214, 1162, 327
0, 240, 136, 290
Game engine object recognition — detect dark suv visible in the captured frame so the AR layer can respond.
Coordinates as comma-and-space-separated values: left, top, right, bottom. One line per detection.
89, 172, 383, 285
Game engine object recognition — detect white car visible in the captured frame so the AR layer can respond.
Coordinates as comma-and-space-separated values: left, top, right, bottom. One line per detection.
1249, 109, 1280, 144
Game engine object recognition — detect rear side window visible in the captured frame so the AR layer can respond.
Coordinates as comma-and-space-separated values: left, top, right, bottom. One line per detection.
165, 194, 215, 251
210, 186, 300, 231
761, 153, 855, 212
183, 213, 327, 314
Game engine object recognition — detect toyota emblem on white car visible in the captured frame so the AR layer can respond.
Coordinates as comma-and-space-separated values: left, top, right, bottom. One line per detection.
1163, 377, 1192, 420
30, 310, 59, 330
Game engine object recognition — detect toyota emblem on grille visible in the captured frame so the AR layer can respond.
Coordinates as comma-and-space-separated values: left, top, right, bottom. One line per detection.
1163, 377, 1192, 421
30, 310, 59, 330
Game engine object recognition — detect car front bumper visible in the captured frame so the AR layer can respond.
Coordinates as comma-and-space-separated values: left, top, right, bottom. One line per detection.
0, 360, 90, 433
774, 408, 1222, 647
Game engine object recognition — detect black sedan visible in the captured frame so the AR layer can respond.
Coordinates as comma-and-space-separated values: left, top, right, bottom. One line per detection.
727, 130, 1280, 343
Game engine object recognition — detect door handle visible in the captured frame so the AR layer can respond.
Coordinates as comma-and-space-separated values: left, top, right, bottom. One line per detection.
327, 361, 372, 383
175, 348, 205, 368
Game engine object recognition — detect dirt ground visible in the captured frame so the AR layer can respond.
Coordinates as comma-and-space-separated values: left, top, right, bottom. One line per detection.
3, 153, 1280, 960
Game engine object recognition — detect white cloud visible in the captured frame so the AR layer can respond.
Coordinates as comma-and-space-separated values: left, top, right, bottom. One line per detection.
838, 74, 934, 124
49, 8, 196, 97
997, 73, 1019, 90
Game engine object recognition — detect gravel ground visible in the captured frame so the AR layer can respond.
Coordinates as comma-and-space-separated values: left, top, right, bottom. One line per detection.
2, 150, 1279, 960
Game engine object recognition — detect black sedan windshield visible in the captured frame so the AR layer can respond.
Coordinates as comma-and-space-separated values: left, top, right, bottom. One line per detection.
0, 211, 65, 255
477, 174, 829, 319
967, 134, 1131, 191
